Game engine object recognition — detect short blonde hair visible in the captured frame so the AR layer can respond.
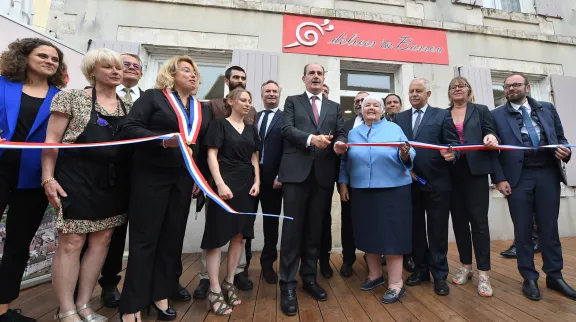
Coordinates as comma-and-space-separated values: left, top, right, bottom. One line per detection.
81, 48, 123, 86
155, 55, 200, 90
448, 76, 476, 106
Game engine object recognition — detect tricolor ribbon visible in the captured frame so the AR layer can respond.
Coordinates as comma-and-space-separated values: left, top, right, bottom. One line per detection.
163, 89, 202, 144
346, 141, 575, 151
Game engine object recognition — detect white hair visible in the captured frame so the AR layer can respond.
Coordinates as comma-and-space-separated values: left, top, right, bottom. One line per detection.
360, 95, 385, 115
411, 78, 431, 91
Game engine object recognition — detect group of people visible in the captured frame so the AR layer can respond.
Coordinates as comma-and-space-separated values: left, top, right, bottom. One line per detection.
0, 36, 575, 322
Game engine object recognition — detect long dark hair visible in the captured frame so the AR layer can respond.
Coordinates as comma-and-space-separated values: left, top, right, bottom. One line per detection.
0, 38, 66, 88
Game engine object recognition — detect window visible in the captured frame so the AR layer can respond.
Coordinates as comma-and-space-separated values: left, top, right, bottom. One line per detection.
340, 69, 394, 121
484, 0, 523, 13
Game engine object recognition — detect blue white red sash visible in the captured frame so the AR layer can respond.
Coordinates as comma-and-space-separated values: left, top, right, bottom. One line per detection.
163, 89, 202, 144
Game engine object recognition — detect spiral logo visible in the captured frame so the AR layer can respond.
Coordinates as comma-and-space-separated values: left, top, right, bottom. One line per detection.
284, 19, 335, 48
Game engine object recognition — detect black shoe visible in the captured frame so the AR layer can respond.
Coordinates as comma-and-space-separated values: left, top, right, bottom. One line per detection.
534, 243, 540, 253
546, 277, 576, 300
262, 266, 278, 284
0, 309, 36, 322
500, 245, 517, 259
193, 279, 210, 299
280, 290, 298, 316
522, 280, 541, 300
171, 284, 191, 302
340, 262, 354, 278
234, 272, 253, 291
302, 281, 328, 301
360, 276, 385, 291
380, 256, 387, 266
405, 272, 431, 286
147, 302, 176, 321
320, 261, 333, 279
100, 285, 121, 308
403, 256, 416, 273
434, 280, 450, 296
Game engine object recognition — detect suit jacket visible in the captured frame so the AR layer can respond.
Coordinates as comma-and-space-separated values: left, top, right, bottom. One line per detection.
343, 118, 355, 135
0, 76, 60, 188
257, 109, 284, 186
122, 89, 212, 172
491, 96, 570, 187
394, 106, 461, 191
208, 98, 257, 125
448, 103, 499, 177
278, 92, 346, 188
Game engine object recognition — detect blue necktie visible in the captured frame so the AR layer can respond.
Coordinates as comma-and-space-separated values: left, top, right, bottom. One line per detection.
519, 106, 540, 147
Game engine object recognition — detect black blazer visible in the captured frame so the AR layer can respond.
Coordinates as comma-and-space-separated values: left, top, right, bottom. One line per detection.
343, 118, 355, 135
394, 106, 461, 192
448, 103, 499, 176
257, 109, 284, 186
122, 89, 212, 172
278, 92, 346, 188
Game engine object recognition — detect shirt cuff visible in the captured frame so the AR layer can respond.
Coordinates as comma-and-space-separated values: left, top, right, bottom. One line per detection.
306, 135, 312, 147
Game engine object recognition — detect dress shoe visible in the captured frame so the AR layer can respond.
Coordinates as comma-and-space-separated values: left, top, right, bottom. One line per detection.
320, 261, 333, 278
280, 290, 298, 316
340, 262, 354, 277
172, 284, 191, 302
100, 285, 121, 308
434, 280, 450, 296
546, 277, 576, 300
500, 245, 517, 259
522, 279, 541, 300
302, 281, 328, 301
147, 302, 177, 321
262, 266, 278, 284
193, 279, 209, 299
403, 255, 416, 272
234, 272, 253, 291
0, 309, 37, 322
405, 271, 431, 286
533, 243, 540, 253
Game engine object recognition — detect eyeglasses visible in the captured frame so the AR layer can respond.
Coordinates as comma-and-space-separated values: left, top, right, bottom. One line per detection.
450, 84, 468, 90
354, 98, 364, 104
503, 83, 526, 90
123, 62, 142, 70
180, 68, 197, 76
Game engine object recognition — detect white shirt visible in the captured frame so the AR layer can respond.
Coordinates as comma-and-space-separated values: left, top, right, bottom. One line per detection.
411, 104, 428, 129
353, 115, 363, 129
305, 91, 323, 147
116, 84, 141, 102
258, 107, 279, 164
510, 101, 541, 139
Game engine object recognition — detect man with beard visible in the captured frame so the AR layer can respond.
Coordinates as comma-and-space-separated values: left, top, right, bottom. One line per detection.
192, 66, 257, 299
491, 73, 575, 301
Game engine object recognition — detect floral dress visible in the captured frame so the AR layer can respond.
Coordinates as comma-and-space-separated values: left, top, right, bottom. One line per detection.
49, 89, 132, 234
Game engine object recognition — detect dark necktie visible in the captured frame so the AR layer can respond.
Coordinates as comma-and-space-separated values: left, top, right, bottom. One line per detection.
412, 109, 423, 134
259, 110, 272, 141
311, 96, 320, 125
519, 106, 540, 147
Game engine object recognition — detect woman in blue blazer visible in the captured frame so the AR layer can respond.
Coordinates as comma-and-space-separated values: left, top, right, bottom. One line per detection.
0, 38, 66, 321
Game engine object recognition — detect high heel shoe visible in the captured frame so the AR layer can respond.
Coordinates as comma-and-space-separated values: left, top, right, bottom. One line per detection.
76, 304, 107, 322
146, 302, 176, 321
452, 267, 474, 285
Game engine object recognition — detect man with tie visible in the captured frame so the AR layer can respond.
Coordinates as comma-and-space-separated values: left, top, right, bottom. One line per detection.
394, 78, 460, 296
254, 80, 284, 284
116, 53, 145, 105
491, 73, 575, 301
278, 63, 347, 316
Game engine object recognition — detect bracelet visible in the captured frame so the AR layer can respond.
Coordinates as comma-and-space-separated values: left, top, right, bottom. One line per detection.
41, 177, 55, 187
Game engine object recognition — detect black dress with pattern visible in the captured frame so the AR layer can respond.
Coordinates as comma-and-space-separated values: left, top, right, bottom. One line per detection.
201, 118, 260, 249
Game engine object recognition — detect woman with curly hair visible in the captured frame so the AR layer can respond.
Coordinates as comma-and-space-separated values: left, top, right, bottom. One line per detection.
0, 37, 65, 322
119, 55, 211, 322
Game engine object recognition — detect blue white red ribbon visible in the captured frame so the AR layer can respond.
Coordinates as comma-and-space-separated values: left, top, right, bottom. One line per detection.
163, 89, 202, 144
346, 141, 575, 151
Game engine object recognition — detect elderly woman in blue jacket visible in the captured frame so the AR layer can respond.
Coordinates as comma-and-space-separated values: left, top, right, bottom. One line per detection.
338, 95, 415, 304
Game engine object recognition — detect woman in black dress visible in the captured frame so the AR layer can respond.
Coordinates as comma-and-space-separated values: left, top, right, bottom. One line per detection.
203, 87, 260, 316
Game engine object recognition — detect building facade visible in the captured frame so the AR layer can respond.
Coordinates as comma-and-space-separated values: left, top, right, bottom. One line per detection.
42, 0, 576, 251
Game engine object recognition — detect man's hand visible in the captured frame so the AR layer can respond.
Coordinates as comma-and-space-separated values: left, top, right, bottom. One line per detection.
440, 146, 455, 162
339, 183, 349, 201
273, 178, 282, 190
495, 181, 511, 196
483, 134, 498, 148
555, 145, 571, 160
310, 134, 331, 149
334, 141, 347, 155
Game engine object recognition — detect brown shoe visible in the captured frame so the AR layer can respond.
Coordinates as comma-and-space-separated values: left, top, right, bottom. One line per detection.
262, 266, 278, 284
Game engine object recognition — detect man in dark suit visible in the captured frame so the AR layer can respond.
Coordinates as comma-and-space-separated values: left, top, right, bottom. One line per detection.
394, 78, 460, 296
254, 80, 284, 284
278, 63, 347, 316
491, 73, 575, 301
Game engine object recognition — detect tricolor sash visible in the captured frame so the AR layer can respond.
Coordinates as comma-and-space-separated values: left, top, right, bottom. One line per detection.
163, 89, 202, 144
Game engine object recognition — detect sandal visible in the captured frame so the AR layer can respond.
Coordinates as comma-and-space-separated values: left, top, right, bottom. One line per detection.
76, 304, 107, 322
452, 267, 474, 285
54, 309, 79, 322
207, 290, 232, 316
478, 275, 493, 297
221, 280, 242, 306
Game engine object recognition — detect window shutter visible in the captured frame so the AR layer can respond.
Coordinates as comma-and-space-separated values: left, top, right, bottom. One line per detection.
534, 0, 562, 18
455, 66, 495, 109
87, 39, 140, 55
231, 50, 279, 112
451, 0, 483, 6
550, 75, 576, 186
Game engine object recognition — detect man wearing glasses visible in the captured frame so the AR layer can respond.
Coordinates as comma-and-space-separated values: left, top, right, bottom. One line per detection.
491, 73, 575, 301
116, 53, 145, 104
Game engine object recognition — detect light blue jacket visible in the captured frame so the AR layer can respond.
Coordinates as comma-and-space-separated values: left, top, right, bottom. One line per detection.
339, 119, 415, 188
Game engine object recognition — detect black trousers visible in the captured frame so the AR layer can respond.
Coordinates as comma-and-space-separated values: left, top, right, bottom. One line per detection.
258, 182, 282, 269
511, 217, 539, 247
411, 185, 451, 281
450, 157, 491, 271
319, 196, 333, 263
0, 174, 48, 304
279, 170, 332, 291
119, 164, 193, 314
339, 191, 356, 265
507, 167, 562, 281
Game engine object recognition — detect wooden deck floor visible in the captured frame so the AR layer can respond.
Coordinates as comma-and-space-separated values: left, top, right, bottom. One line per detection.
14, 238, 576, 322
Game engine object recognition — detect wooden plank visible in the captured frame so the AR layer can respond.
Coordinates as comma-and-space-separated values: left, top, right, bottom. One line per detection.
229, 253, 261, 321
252, 259, 278, 322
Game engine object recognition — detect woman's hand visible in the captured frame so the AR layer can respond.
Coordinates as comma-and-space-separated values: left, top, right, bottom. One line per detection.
399, 141, 411, 162
334, 141, 348, 155
249, 182, 260, 197
483, 134, 498, 148
217, 183, 233, 200
192, 183, 201, 196
162, 135, 180, 148
43, 180, 67, 209
339, 183, 349, 201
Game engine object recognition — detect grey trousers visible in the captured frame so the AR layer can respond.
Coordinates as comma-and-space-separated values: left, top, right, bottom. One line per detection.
199, 239, 247, 279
